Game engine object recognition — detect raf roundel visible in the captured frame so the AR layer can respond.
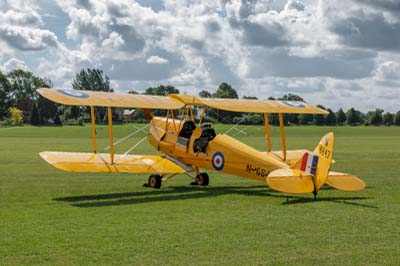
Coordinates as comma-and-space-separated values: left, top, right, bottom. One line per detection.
212, 152, 224, 171
58, 89, 89, 99
282, 101, 306, 108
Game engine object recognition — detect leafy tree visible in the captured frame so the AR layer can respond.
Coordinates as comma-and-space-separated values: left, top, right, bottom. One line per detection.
72, 69, 113, 92
72, 68, 114, 123
6, 69, 51, 123
357, 110, 366, 125
210, 83, 239, 124
367, 109, 383, 126
233, 113, 263, 125
313, 105, 326, 125
0, 71, 11, 119
242, 95, 258, 99
7, 69, 49, 104
38, 96, 58, 124
268, 113, 279, 126
199, 90, 212, 98
30, 103, 42, 125
336, 108, 347, 125
59, 105, 83, 122
382, 112, 394, 126
325, 108, 336, 126
395, 111, 400, 126
299, 114, 313, 125
145, 85, 178, 96
212, 82, 238, 99
280, 93, 304, 102
54, 112, 62, 126
143, 85, 179, 117
346, 108, 361, 126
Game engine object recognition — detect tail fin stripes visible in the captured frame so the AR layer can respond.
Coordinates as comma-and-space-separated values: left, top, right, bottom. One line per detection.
291, 132, 334, 190
300, 152, 319, 176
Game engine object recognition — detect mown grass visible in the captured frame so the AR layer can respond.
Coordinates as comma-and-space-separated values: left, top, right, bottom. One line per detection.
0, 124, 399, 265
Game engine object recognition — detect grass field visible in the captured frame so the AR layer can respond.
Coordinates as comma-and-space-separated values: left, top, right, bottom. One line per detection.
0, 124, 399, 265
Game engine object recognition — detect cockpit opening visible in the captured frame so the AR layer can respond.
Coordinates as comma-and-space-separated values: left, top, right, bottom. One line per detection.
193, 127, 216, 153
178, 120, 197, 139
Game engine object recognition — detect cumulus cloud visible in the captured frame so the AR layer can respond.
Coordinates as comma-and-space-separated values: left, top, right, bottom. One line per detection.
101, 32, 125, 49
330, 11, 400, 51
0, 9, 42, 25
375, 61, 400, 80
373, 61, 400, 87
1, 57, 29, 72
353, 0, 400, 17
0, 25, 58, 50
1, 0, 399, 112
146, 55, 169, 64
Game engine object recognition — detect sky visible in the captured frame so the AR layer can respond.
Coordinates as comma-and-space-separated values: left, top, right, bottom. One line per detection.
0, 0, 399, 112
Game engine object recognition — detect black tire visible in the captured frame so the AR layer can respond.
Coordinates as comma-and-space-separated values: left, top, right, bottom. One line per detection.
195, 172, 209, 186
148, 174, 162, 189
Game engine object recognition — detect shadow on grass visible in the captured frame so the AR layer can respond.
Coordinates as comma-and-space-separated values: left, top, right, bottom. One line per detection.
54, 185, 376, 209
282, 195, 377, 208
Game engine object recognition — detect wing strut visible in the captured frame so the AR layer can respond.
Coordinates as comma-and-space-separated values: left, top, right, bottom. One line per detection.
263, 113, 272, 152
90, 106, 97, 153
278, 113, 287, 161
107, 107, 115, 164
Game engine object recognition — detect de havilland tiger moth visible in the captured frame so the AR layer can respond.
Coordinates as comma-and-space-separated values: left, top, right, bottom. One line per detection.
37, 88, 366, 199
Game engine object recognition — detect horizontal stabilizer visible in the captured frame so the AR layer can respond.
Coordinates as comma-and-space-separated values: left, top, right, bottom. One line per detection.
325, 171, 366, 191
267, 169, 314, 194
39, 152, 186, 174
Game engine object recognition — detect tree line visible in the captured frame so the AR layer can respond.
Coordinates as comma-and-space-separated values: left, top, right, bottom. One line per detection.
0, 68, 399, 127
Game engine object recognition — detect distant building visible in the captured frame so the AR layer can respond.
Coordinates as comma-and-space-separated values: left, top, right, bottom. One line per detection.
123, 109, 135, 122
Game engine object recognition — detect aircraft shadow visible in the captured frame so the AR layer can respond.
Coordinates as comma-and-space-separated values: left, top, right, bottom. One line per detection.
282, 195, 376, 208
54, 185, 375, 209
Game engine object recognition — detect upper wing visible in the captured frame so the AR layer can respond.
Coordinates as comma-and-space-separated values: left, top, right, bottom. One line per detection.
200, 98, 328, 114
40, 151, 186, 174
37, 88, 184, 109
39, 88, 326, 114
169, 94, 327, 114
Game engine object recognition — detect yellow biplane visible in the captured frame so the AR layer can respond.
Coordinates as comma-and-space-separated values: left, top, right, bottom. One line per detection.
37, 88, 366, 199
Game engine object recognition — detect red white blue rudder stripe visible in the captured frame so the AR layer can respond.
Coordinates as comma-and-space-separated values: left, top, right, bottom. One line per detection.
300, 152, 319, 176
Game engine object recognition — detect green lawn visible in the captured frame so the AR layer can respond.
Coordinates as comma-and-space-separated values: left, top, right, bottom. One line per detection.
0, 124, 399, 265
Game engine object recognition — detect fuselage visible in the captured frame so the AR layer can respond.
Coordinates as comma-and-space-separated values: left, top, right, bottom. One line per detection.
148, 117, 289, 182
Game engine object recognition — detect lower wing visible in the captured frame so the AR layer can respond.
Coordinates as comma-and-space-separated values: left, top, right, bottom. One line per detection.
39, 151, 186, 174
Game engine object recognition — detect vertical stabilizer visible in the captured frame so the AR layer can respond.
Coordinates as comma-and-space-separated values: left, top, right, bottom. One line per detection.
289, 132, 334, 194
312, 132, 334, 190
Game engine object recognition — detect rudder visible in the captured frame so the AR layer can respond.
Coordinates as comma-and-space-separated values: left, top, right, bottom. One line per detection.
312, 132, 334, 190
290, 132, 334, 191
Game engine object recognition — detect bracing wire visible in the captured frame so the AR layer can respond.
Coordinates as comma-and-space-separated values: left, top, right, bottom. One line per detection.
104, 124, 149, 150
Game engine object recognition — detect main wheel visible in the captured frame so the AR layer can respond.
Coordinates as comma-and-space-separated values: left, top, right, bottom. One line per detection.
148, 174, 162, 189
195, 172, 209, 186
